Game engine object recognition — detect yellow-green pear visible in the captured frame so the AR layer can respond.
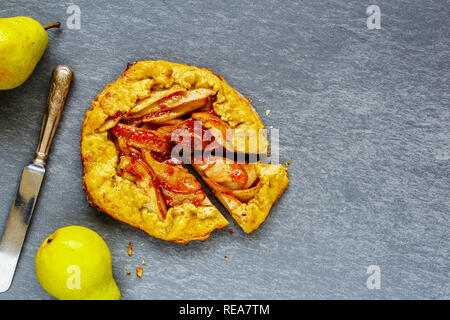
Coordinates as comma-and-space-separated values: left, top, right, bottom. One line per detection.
35, 226, 121, 300
0, 16, 60, 90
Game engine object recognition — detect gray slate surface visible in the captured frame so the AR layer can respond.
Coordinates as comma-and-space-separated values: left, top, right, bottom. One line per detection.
0, 0, 448, 299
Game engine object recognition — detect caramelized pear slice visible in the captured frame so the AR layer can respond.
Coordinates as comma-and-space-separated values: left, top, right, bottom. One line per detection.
196, 96, 214, 112
119, 155, 167, 218
126, 88, 213, 119
116, 136, 133, 155
136, 88, 214, 123
143, 151, 202, 194
240, 163, 258, 189
195, 156, 258, 190
201, 176, 262, 203
191, 112, 229, 134
97, 111, 127, 132
230, 181, 262, 202
128, 130, 169, 154
156, 119, 193, 140
137, 119, 184, 132
98, 117, 120, 132
129, 85, 187, 114
146, 118, 184, 127
111, 122, 141, 139
191, 112, 234, 151
141, 104, 203, 124
161, 188, 206, 207
111, 123, 169, 154
155, 118, 204, 145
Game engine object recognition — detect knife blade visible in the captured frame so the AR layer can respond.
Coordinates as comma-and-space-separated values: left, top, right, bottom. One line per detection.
0, 164, 44, 292
0, 65, 73, 293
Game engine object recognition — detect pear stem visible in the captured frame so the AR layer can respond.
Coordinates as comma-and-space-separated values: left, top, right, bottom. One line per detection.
43, 22, 61, 30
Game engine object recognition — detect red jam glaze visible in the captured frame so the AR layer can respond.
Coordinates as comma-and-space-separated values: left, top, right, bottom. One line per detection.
149, 151, 183, 165
110, 96, 252, 216
124, 161, 144, 181
112, 123, 168, 154
148, 91, 185, 115
142, 109, 171, 120
164, 165, 175, 175
229, 163, 248, 185
111, 122, 135, 139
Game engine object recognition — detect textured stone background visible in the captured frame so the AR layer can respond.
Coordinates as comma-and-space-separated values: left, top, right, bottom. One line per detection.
0, 0, 448, 299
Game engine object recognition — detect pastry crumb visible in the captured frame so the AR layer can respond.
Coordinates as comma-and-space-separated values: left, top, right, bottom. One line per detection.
142, 259, 146, 265
224, 256, 228, 259
136, 267, 143, 278
125, 267, 128, 271
285, 161, 291, 166
265, 109, 271, 116
228, 229, 234, 235
126, 272, 131, 276
127, 242, 133, 256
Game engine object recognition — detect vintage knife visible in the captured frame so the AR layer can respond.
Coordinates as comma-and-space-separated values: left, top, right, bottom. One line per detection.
0, 65, 74, 293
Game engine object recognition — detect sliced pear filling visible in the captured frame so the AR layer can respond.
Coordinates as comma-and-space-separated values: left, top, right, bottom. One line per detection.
201, 176, 263, 203
142, 151, 202, 194
111, 123, 169, 154
98, 117, 121, 132
161, 188, 206, 207
109, 86, 269, 225
119, 155, 167, 218
129, 85, 187, 114
125, 88, 214, 121
155, 119, 195, 141
119, 150, 206, 216
112, 120, 207, 217
191, 112, 234, 151
193, 156, 261, 203
195, 156, 257, 190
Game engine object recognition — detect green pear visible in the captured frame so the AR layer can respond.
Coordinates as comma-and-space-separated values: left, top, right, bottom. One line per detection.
35, 226, 121, 300
0, 16, 60, 90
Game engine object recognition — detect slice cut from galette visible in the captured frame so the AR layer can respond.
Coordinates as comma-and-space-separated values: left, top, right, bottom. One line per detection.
193, 156, 288, 234
81, 60, 289, 243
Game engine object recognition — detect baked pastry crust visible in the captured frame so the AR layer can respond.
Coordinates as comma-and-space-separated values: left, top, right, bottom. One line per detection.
81, 60, 288, 243
194, 162, 289, 233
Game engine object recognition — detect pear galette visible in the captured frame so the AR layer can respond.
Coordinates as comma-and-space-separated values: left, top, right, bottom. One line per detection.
81, 60, 289, 243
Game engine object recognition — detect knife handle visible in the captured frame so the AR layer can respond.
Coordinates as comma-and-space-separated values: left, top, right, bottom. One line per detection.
33, 65, 74, 167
